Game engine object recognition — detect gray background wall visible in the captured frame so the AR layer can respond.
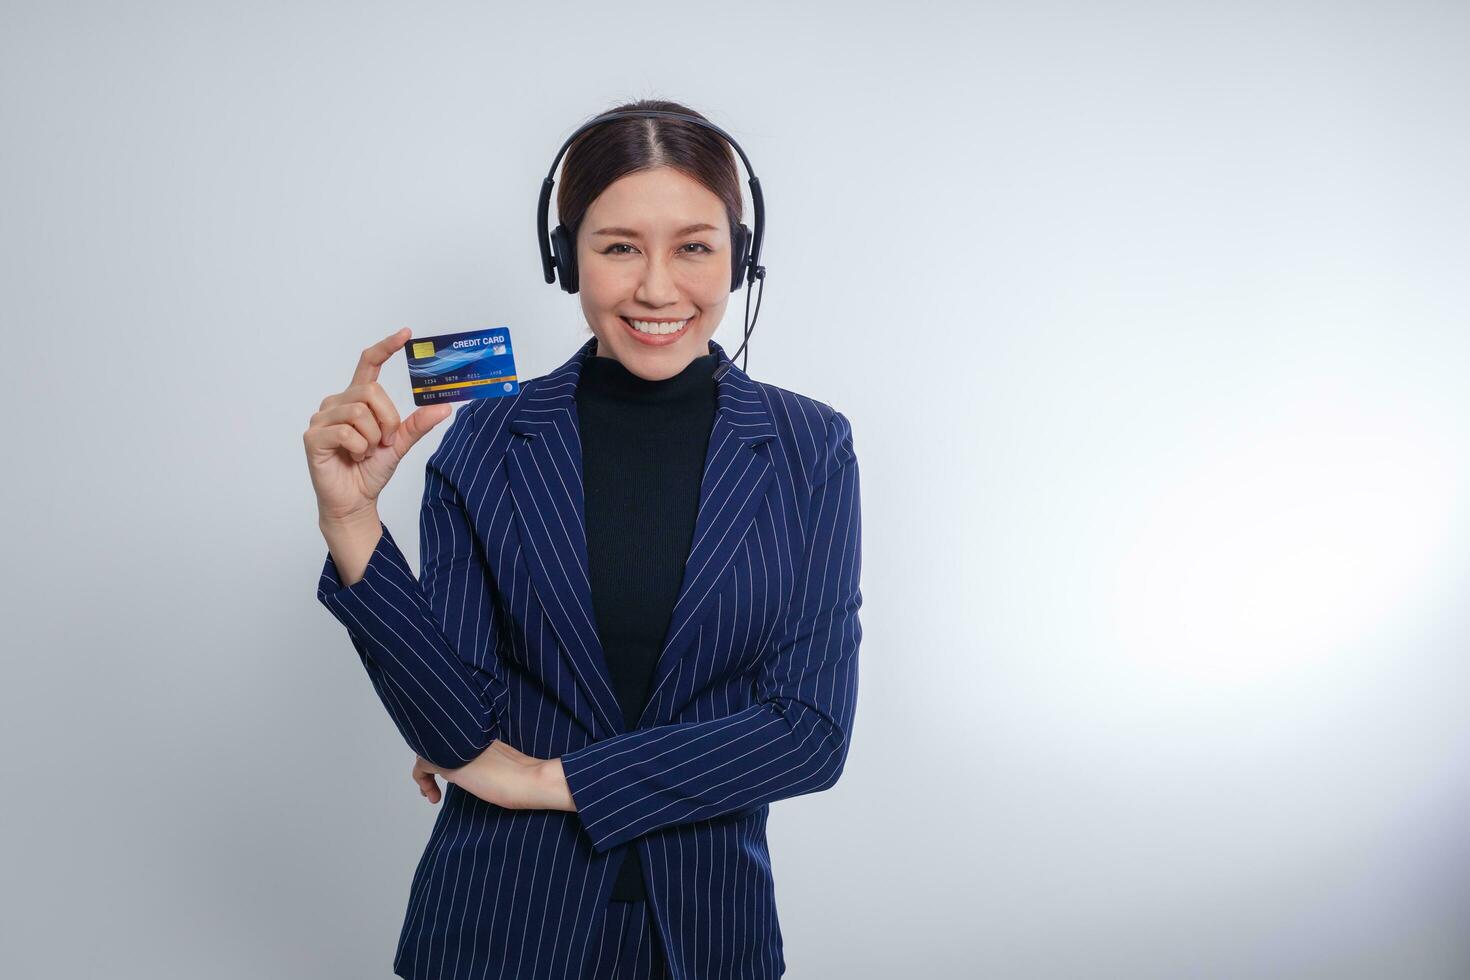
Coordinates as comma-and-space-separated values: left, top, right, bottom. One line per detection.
3, 1, 1468, 977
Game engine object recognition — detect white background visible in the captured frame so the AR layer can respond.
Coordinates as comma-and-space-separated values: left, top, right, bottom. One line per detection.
2, 1, 1468, 977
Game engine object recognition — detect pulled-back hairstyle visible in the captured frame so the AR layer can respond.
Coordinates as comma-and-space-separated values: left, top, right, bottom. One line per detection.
555, 98, 744, 250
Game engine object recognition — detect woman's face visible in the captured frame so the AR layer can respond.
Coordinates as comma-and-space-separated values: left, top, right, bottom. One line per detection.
576, 165, 732, 379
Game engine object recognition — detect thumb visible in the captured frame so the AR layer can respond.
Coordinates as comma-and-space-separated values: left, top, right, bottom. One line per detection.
395, 403, 454, 455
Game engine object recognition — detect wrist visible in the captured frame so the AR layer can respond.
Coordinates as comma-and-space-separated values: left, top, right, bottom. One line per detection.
539, 759, 576, 812
319, 509, 384, 587
318, 507, 381, 537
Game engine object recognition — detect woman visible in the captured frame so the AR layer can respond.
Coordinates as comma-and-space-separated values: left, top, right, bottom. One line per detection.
302, 99, 862, 980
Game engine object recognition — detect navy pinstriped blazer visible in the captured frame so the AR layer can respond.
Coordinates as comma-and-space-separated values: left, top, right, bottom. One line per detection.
316, 335, 862, 980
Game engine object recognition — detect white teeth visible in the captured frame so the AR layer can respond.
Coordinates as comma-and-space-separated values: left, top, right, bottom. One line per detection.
626, 317, 689, 335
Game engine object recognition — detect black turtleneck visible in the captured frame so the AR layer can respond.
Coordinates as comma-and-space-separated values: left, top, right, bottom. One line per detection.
575, 346, 719, 903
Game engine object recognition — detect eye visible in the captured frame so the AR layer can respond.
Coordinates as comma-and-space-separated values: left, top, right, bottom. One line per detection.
598, 242, 715, 256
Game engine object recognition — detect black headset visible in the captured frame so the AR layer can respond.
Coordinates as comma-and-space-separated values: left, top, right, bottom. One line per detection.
536, 109, 767, 371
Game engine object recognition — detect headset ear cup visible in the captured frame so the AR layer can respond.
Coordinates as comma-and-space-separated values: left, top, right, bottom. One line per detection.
551, 223, 579, 294
730, 223, 751, 292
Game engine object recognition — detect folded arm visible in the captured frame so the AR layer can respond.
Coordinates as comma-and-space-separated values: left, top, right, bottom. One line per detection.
560, 410, 862, 853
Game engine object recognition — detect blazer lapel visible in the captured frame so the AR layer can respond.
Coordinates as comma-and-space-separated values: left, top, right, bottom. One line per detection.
504, 337, 619, 738
505, 336, 777, 738
636, 350, 776, 728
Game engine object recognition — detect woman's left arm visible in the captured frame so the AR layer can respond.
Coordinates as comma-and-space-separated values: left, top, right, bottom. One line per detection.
559, 411, 861, 852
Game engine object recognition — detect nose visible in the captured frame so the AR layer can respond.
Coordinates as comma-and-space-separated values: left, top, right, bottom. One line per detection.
633, 253, 681, 307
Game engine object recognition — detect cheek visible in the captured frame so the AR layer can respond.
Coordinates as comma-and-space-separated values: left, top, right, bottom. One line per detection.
691, 269, 728, 301
581, 269, 629, 305
697, 282, 729, 310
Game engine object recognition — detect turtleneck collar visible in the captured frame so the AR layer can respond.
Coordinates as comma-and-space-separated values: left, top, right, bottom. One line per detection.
577, 350, 719, 406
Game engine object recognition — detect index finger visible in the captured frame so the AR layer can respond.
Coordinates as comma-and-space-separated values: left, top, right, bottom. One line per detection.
350, 327, 411, 388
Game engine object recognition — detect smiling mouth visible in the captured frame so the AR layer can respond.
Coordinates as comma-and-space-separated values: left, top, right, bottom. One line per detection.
620, 315, 693, 336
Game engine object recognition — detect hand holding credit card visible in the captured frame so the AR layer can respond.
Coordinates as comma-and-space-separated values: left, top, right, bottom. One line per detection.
405, 327, 520, 406
305, 326, 464, 563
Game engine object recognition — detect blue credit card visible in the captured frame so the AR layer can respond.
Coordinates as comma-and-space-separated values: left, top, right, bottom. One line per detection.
405, 327, 520, 406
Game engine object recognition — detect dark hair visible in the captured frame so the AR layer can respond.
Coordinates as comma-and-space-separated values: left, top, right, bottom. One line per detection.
556, 98, 743, 251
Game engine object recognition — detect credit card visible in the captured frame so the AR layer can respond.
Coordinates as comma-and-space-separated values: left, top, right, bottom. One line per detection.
405, 327, 520, 406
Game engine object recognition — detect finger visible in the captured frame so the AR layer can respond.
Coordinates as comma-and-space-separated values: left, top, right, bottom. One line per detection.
313, 422, 370, 462
349, 327, 411, 390
357, 382, 404, 447
321, 383, 403, 447
312, 401, 383, 449
391, 403, 454, 456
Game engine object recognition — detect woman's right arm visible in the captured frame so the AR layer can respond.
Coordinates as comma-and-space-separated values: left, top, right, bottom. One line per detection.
303, 328, 508, 770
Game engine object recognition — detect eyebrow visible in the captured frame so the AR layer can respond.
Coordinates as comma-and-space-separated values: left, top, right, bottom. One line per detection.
590, 223, 719, 237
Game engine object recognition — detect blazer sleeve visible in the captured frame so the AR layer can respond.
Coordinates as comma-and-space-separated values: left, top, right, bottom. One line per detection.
315, 405, 509, 770
560, 409, 862, 854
